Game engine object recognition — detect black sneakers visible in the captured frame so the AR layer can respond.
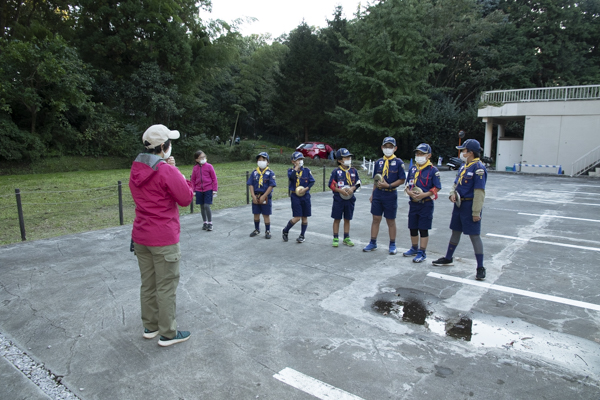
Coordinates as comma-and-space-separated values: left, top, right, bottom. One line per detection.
296, 235, 305, 243
432, 257, 453, 266
250, 229, 260, 237
265, 231, 271, 239
476, 267, 486, 280
282, 230, 288, 242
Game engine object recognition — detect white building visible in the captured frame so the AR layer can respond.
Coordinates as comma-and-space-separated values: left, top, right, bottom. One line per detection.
477, 85, 600, 176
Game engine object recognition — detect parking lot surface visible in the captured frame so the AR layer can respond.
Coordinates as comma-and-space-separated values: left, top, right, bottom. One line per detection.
1, 170, 599, 399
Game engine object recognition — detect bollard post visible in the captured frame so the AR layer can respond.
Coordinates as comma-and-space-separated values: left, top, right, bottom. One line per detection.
15, 189, 26, 241
118, 181, 124, 225
246, 171, 250, 204
323, 165, 326, 192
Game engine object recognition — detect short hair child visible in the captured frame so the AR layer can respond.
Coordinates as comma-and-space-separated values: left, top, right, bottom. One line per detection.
282, 151, 315, 243
247, 152, 276, 239
363, 137, 406, 254
328, 148, 360, 247
190, 150, 219, 231
402, 143, 441, 262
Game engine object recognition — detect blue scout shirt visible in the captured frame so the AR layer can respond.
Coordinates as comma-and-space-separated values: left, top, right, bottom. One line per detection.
288, 167, 315, 193
406, 163, 442, 197
247, 167, 276, 198
372, 156, 406, 196
329, 167, 360, 200
454, 159, 487, 198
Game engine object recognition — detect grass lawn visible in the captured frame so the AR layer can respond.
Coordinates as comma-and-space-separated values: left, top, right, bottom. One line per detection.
0, 160, 340, 246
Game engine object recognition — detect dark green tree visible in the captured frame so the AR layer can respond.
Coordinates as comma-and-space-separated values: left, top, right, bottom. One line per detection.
273, 22, 335, 143
329, 0, 437, 151
498, 0, 600, 86
0, 37, 94, 155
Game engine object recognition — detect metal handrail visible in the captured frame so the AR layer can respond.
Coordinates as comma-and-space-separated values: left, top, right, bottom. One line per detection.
481, 85, 600, 104
570, 144, 600, 176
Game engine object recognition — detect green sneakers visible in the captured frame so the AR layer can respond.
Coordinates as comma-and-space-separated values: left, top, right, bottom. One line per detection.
332, 238, 339, 247
343, 237, 355, 247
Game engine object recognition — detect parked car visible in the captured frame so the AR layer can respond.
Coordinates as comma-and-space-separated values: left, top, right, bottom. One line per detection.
296, 142, 335, 159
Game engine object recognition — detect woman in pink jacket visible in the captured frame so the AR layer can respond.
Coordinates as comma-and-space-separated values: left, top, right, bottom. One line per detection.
190, 150, 219, 231
130, 124, 193, 347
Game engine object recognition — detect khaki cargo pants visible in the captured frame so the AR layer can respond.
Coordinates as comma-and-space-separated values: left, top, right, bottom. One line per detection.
134, 243, 180, 339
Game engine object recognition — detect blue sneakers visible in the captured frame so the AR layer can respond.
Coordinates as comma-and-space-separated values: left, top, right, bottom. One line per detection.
363, 242, 378, 252
403, 247, 418, 257
413, 250, 426, 263
158, 330, 191, 347
389, 243, 397, 255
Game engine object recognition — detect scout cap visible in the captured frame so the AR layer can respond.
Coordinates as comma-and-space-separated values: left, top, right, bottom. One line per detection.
456, 139, 481, 153
256, 151, 269, 161
382, 137, 396, 146
414, 143, 432, 154
291, 151, 304, 161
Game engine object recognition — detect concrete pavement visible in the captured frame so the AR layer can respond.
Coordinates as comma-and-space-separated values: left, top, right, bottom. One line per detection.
1, 170, 600, 399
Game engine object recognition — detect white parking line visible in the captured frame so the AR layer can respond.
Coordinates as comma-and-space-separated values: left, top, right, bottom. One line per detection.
486, 233, 600, 252
427, 272, 600, 312
274, 368, 365, 400
487, 197, 600, 206
518, 213, 600, 223
561, 183, 600, 188
551, 190, 600, 196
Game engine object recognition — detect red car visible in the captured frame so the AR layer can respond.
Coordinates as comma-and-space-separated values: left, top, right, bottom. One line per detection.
296, 142, 335, 159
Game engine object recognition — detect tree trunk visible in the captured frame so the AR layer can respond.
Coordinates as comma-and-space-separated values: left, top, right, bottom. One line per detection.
231, 111, 240, 147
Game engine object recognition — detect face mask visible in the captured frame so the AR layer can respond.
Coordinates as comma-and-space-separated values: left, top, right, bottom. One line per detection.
199, 159, 207, 165
162, 145, 172, 159
383, 148, 394, 157
257, 161, 268, 169
298, 160, 304, 167
459, 152, 468, 162
415, 156, 427, 165
343, 160, 352, 167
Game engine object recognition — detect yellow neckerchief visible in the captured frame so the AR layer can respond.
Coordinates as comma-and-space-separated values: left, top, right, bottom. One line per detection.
256, 166, 269, 188
339, 165, 352, 185
382, 155, 395, 178
413, 160, 433, 186
295, 168, 303, 188
457, 158, 480, 185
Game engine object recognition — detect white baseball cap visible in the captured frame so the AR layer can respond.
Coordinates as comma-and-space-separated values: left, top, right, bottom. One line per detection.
142, 124, 180, 148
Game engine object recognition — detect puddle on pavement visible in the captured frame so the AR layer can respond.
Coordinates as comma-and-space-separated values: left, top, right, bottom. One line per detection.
371, 288, 556, 348
369, 288, 600, 377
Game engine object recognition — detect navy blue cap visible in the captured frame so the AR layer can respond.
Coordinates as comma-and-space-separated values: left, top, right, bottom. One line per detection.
382, 137, 396, 146
336, 148, 353, 158
256, 151, 269, 161
414, 143, 432, 154
291, 151, 304, 161
456, 139, 481, 153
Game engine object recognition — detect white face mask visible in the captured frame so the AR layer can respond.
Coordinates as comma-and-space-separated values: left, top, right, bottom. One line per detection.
297, 160, 304, 167
199, 159, 207, 165
343, 160, 352, 167
162, 145, 172, 159
459, 151, 468, 162
257, 161, 268, 169
415, 156, 427, 165
382, 148, 394, 157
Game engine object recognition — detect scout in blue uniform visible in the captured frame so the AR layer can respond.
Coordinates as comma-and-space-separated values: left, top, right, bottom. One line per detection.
363, 137, 406, 254
247, 152, 276, 239
403, 143, 442, 263
328, 148, 360, 247
282, 151, 315, 243
432, 139, 488, 280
